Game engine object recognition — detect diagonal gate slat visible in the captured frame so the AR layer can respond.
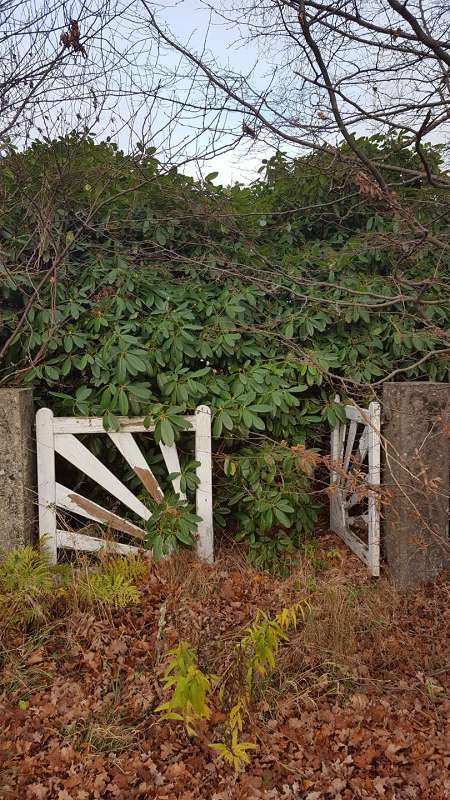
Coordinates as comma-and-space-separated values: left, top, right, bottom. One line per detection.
108, 432, 164, 502
159, 442, 186, 500
358, 426, 369, 463
54, 434, 151, 520
343, 420, 358, 473
55, 483, 146, 539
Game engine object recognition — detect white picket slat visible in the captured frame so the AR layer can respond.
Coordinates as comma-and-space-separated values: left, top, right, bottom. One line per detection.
343, 420, 358, 473
330, 423, 341, 485
330, 397, 343, 532
55, 483, 146, 539
342, 406, 366, 423
337, 525, 370, 565
54, 433, 151, 521
195, 405, 214, 563
108, 432, 163, 502
53, 415, 196, 434
358, 426, 369, 462
36, 408, 57, 563
367, 401, 381, 577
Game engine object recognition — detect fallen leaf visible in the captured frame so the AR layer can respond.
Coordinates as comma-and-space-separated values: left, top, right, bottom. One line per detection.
27, 649, 44, 666
350, 692, 369, 710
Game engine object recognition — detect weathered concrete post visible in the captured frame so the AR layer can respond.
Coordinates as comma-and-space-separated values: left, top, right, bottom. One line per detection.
0, 388, 36, 553
382, 382, 450, 587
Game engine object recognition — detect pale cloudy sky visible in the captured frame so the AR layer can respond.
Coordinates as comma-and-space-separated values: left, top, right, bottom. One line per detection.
117, 0, 279, 184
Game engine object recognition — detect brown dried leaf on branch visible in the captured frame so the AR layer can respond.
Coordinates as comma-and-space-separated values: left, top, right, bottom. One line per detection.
290, 444, 321, 476
353, 170, 385, 201
60, 20, 87, 58
242, 122, 257, 139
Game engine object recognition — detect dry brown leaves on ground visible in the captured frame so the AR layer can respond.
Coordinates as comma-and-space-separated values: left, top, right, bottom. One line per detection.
1, 535, 449, 799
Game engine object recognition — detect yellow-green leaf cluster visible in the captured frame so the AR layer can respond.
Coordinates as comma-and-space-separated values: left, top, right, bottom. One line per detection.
156, 641, 212, 736
209, 730, 257, 770
77, 572, 140, 608
0, 546, 53, 625
157, 602, 308, 771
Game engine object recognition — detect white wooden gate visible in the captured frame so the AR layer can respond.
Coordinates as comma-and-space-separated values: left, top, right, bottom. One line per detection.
36, 405, 213, 564
330, 399, 381, 576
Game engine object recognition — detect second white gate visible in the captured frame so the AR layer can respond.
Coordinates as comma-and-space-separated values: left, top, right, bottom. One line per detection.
330, 398, 381, 576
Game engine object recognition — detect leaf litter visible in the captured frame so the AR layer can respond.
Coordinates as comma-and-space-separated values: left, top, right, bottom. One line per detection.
1, 535, 449, 799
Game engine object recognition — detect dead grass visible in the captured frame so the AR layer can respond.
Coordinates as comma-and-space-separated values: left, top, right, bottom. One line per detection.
157, 539, 450, 690
302, 582, 360, 662
63, 714, 137, 753
0, 627, 57, 697
2, 538, 449, 710
153, 540, 447, 725
271, 565, 450, 712
158, 546, 249, 603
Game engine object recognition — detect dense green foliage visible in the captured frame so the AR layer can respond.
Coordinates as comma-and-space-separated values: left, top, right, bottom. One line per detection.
144, 494, 202, 560
1, 135, 448, 565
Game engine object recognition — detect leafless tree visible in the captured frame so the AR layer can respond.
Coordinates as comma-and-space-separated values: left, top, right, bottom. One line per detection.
0, 0, 250, 170
1, 1, 109, 144
134, 0, 450, 245
2, 1, 450, 183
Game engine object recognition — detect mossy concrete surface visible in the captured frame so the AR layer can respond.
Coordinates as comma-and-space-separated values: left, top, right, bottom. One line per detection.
0, 388, 35, 553
383, 382, 450, 587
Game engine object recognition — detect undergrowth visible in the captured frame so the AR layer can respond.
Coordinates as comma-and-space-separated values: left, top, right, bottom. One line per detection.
1, 542, 448, 784
0, 547, 149, 627
77, 555, 148, 608
157, 602, 309, 769
0, 546, 53, 625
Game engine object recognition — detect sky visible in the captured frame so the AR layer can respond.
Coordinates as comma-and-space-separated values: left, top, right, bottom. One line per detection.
117, 0, 279, 184
8, 0, 448, 185
151, 1, 274, 183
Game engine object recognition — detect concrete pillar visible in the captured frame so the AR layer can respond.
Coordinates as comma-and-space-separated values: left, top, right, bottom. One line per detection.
0, 388, 36, 553
382, 382, 449, 587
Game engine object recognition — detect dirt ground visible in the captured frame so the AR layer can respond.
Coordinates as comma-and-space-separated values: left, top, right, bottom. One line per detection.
1, 534, 449, 799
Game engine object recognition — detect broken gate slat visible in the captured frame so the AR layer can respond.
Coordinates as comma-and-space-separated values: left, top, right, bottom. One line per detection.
108, 432, 164, 502
330, 399, 381, 577
55, 483, 146, 539
54, 433, 151, 521
335, 523, 371, 564
345, 490, 366, 510
57, 529, 142, 557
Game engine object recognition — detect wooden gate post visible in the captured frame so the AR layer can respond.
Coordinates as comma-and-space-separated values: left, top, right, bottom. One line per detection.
382, 382, 450, 587
0, 388, 36, 554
